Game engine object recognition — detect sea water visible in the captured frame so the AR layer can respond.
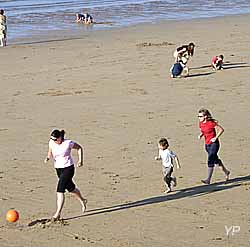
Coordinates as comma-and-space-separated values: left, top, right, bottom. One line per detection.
1, 0, 250, 42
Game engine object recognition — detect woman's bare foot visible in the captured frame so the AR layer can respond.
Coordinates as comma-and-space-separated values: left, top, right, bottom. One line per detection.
225, 171, 230, 181
51, 215, 61, 222
201, 179, 210, 185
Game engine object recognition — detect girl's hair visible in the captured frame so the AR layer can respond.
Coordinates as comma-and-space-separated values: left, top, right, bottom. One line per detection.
0, 10, 4, 15
159, 138, 169, 148
219, 54, 224, 60
50, 129, 65, 140
198, 108, 217, 122
188, 42, 195, 56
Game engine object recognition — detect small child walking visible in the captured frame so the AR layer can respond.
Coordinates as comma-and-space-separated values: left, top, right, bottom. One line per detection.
155, 138, 181, 193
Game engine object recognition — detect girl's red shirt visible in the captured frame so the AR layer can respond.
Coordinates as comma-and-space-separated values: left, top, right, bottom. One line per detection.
199, 120, 217, 144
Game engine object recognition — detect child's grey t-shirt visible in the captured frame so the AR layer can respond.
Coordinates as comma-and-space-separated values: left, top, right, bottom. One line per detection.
159, 149, 176, 168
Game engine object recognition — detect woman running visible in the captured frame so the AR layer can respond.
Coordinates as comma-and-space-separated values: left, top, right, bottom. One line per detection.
197, 109, 230, 184
44, 129, 87, 220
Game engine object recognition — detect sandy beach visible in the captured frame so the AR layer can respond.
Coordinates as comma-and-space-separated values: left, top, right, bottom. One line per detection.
0, 14, 250, 247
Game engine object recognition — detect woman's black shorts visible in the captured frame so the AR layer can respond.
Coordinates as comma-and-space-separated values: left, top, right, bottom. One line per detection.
55, 165, 76, 193
205, 141, 222, 167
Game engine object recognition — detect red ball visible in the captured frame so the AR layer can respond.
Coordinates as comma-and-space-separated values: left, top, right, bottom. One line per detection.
6, 209, 19, 222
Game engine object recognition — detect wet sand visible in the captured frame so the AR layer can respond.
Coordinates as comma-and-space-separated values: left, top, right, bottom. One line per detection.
0, 14, 250, 247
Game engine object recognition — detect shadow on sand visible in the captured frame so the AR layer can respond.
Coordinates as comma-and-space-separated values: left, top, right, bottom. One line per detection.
64, 175, 250, 221
186, 62, 249, 77
190, 64, 212, 70
187, 72, 214, 78
223, 64, 250, 70
190, 62, 249, 71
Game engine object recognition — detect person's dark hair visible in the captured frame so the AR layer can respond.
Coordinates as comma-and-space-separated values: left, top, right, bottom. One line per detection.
0, 9, 4, 15
198, 108, 217, 122
219, 54, 224, 60
188, 42, 195, 47
50, 129, 65, 140
159, 138, 169, 148
187, 42, 195, 56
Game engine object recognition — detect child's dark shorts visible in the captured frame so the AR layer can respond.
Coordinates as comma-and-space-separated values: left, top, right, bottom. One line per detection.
205, 141, 222, 168
56, 165, 76, 193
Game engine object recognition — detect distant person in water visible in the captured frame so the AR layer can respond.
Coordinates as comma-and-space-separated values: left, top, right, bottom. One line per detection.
0, 9, 7, 47
211, 54, 224, 70
0, 22, 5, 47
76, 12, 93, 24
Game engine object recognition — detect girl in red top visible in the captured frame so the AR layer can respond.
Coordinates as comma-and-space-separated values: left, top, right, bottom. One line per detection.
198, 108, 230, 184
211, 55, 224, 70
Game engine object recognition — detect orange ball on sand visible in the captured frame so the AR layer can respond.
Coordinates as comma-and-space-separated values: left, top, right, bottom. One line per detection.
6, 209, 19, 222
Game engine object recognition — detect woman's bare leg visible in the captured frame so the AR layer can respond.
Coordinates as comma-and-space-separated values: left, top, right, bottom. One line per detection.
202, 167, 214, 184
71, 188, 87, 213
219, 162, 230, 181
53, 192, 65, 219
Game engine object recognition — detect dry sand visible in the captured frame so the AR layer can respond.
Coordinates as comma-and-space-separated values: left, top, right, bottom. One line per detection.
0, 14, 250, 247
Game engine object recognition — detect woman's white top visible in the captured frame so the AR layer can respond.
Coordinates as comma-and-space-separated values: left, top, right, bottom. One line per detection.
49, 139, 75, 168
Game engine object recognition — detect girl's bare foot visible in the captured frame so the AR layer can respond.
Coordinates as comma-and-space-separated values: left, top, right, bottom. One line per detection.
82, 199, 87, 213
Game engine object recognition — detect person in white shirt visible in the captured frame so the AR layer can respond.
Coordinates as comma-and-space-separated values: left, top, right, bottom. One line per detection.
155, 138, 181, 193
44, 129, 87, 221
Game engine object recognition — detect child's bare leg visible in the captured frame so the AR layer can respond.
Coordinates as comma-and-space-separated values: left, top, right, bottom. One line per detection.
163, 174, 172, 193
71, 188, 87, 213
171, 176, 177, 187
53, 192, 65, 219
0, 38, 3, 47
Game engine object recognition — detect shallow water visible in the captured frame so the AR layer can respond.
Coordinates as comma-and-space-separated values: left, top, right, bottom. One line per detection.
1, 0, 250, 41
